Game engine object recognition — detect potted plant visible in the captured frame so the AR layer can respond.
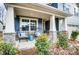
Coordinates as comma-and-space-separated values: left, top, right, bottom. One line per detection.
70, 31, 79, 44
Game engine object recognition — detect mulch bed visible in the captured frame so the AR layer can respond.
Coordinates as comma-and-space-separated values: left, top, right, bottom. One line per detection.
17, 41, 79, 55
17, 45, 79, 55
50, 42, 79, 55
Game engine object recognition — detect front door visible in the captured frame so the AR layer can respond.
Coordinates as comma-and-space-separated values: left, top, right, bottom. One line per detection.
45, 20, 50, 33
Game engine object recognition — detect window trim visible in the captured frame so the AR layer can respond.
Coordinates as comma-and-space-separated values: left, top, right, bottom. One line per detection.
20, 17, 38, 32
63, 3, 70, 13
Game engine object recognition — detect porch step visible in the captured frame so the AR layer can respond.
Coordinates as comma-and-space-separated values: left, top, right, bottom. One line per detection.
15, 39, 36, 50
19, 47, 37, 55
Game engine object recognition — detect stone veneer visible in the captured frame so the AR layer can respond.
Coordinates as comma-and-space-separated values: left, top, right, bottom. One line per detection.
49, 31, 68, 43
3, 33, 16, 45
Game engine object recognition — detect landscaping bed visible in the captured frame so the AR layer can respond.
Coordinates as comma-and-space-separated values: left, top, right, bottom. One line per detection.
18, 32, 79, 55
17, 44, 79, 55
0, 31, 79, 55
50, 44, 79, 55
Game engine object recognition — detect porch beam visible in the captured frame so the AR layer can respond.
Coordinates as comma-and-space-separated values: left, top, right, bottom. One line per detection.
62, 18, 68, 32
7, 4, 66, 18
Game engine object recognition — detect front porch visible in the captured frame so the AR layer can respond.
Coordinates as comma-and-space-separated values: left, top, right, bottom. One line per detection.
3, 3, 71, 49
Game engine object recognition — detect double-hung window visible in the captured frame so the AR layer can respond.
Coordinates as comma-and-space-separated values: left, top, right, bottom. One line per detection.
20, 17, 38, 32
63, 3, 70, 13
30, 20, 37, 31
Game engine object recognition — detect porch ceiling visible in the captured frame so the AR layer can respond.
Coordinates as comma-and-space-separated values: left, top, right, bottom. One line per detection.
7, 3, 72, 18
14, 7, 50, 20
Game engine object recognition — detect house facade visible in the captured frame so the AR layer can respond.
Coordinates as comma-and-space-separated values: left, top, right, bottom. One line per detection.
47, 3, 79, 38
3, 3, 79, 44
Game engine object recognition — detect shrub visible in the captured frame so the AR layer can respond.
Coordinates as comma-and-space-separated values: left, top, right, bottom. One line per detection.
0, 43, 18, 55
57, 32, 68, 49
0, 33, 3, 43
0, 37, 3, 43
35, 34, 51, 55
70, 31, 79, 41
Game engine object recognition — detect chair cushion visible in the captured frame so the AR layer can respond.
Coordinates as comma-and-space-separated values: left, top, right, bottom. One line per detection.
18, 32, 28, 38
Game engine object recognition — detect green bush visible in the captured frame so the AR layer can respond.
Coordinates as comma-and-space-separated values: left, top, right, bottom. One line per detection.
0, 43, 18, 55
70, 31, 79, 41
35, 34, 50, 55
0, 33, 3, 43
57, 32, 68, 49
0, 37, 3, 43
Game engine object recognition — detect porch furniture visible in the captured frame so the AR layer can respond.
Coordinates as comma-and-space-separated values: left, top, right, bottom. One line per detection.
28, 35, 34, 41
34, 31, 41, 37
18, 31, 28, 42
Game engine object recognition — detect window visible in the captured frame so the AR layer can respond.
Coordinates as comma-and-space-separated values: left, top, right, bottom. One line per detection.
68, 24, 79, 27
20, 17, 38, 32
22, 19, 29, 22
63, 3, 70, 13
30, 20, 37, 31
21, 19, 29, 31
73, 8, 79, 16
74, 8, 76, 15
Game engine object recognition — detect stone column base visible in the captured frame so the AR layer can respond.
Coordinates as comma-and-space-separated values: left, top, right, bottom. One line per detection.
49, 31, 57, 43
3, 33, 16, 45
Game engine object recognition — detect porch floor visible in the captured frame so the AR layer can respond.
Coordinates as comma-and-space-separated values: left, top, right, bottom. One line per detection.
15, 39, 36, 50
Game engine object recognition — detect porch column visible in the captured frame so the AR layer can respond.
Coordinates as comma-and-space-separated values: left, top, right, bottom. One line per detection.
3, 6, 16, 45
62, 18, 68, 33
49, 15, 57, 43
59, 19, 62, 31
59, 18, 67, 31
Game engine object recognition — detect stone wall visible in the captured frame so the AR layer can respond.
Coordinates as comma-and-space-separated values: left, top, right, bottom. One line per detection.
3, 33, 16, 45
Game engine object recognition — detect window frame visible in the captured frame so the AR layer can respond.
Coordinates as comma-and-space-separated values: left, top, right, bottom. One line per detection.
20, 17, 38, 32
63, 3, 70, 13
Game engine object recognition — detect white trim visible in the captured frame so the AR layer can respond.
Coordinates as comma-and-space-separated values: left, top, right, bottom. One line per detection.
20, 17, 38, 32
33, 3, 72, 15
42, 18, 43, 32
7, 4, 71, 18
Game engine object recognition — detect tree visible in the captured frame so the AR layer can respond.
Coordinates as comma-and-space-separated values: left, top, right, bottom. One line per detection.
0, 3, 7, 30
